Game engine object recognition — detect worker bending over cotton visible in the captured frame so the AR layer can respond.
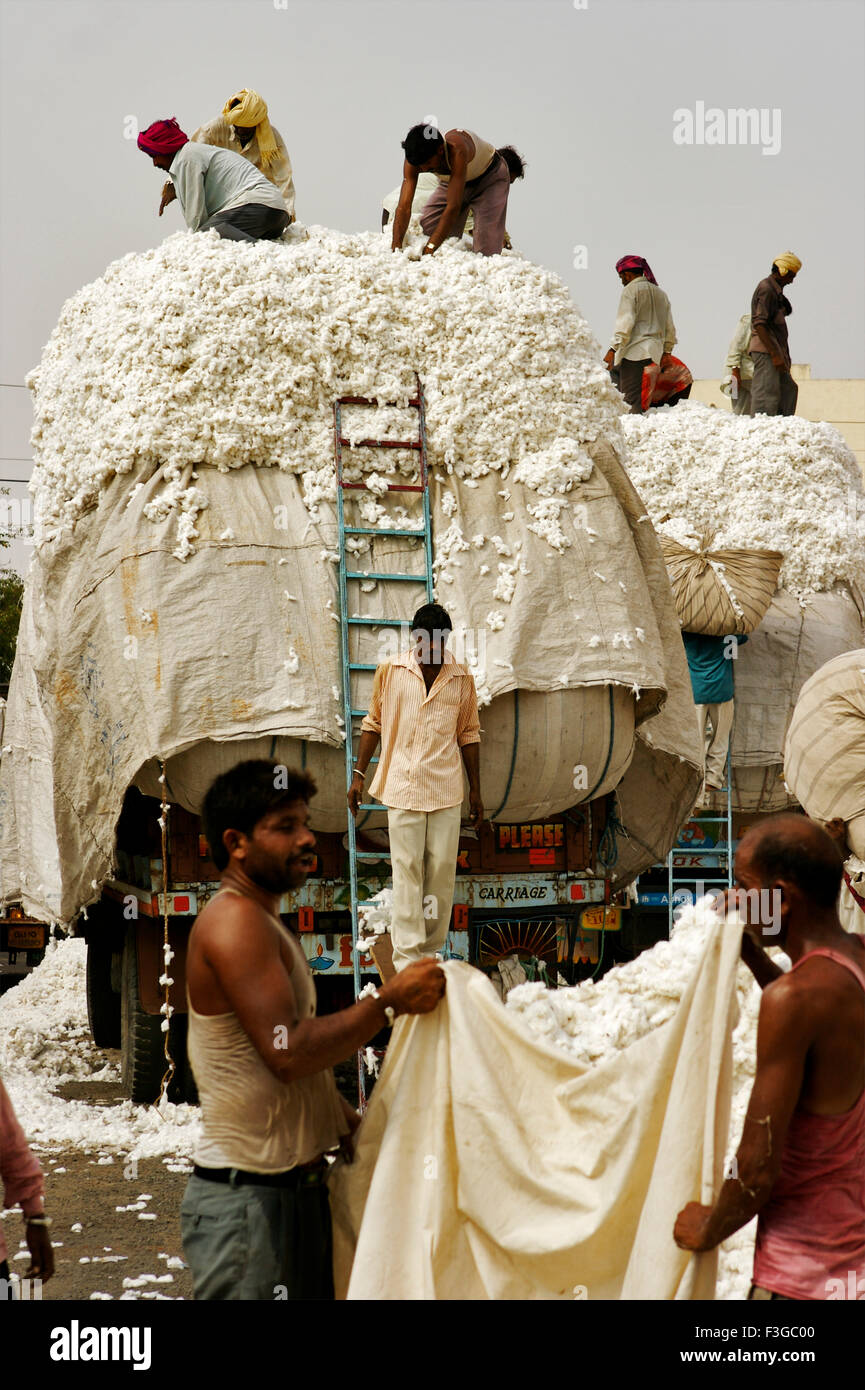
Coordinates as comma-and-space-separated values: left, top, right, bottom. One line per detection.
158, 87, 296, 223
391, 124, 518, 257
138, 117, 289, 243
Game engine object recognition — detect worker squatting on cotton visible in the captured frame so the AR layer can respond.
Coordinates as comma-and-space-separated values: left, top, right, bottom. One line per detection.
158, 87, 297, 224
138, 118, 289, 243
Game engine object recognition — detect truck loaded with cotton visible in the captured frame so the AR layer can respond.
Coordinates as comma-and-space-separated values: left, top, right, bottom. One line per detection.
1, 225, 864, 1305
0, 228, 710, 1102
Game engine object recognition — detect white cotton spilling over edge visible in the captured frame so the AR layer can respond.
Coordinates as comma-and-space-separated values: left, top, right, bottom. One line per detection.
27, 227, 624, 554
506, 896, 785, 1300
621, 401, 865, 600
0, 938, 199, 1159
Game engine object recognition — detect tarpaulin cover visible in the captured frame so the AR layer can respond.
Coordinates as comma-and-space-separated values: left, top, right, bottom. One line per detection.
331, 914, 741, 1301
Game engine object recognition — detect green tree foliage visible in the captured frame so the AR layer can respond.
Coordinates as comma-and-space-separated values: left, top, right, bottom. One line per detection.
0, 488, 25, 684
0, 569, 24, 684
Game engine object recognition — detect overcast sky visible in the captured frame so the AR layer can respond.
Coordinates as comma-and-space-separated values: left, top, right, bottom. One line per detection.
1, 0, 863, 573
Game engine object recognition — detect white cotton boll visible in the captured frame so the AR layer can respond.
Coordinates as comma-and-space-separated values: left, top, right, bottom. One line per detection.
635, 627, 645, 642
486, 611, 505, 632
479, 564, 490, 576
471, 534, 486, 548
587, 635, 602, 647
158, 974, 174, 988
219, 528, 234, 541
283, 648, 300, 674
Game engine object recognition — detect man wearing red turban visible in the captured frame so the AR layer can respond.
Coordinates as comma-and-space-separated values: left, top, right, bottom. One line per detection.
138, 116, 289, 243
603, 256, 677, 413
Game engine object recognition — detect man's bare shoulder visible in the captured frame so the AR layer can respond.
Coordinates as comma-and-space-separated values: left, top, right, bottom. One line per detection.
192, 892, 280, 952
761, 941, 865, 1016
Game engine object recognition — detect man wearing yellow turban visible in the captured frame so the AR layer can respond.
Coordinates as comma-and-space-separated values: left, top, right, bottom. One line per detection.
158, 88, 296, 223
748, 253, 802, 417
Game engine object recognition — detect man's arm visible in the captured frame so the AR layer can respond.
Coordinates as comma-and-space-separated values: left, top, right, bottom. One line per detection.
661, 297, 677, 368
457, 675, 483, 828
348, 665, 384, 815
391, 161, 420, 251
673, 975, 809, 1251
422, 133, 469, 253
199, 899, 444, 1083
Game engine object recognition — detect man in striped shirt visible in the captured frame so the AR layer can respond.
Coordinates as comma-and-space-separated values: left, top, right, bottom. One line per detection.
348, 604, 483, 971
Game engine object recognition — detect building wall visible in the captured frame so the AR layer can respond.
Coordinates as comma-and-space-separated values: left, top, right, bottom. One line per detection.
690, 365, 865, 477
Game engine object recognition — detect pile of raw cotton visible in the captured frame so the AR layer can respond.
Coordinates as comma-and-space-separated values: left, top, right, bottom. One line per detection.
27, 227, 623, 554
0, 938, 199, 1160
506, 898, 776, 1301
621, 402, 865, 600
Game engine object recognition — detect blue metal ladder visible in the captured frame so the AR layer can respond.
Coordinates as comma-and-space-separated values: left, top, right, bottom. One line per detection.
667, 752, 733, 931
333, 379, 433, 1103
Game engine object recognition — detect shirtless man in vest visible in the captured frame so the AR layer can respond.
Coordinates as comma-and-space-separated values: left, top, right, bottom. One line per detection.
181, 759, 445, 1301
391, 123, 512, 256
674, 815, 865, 1301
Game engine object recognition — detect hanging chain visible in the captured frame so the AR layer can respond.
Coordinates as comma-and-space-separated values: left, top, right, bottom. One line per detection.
156, 760, 175, 1107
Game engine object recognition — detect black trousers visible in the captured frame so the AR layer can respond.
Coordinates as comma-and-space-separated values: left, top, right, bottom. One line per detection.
617, 357, 653, 413
201, 204, 290, 243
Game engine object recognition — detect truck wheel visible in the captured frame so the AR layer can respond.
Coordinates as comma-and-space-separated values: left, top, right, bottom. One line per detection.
121, 931, 167, 1103
86, 937, 122, 1049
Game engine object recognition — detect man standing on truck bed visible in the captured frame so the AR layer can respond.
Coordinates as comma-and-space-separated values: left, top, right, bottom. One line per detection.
182, 760, 445, 1300
748, 252, 802, 417
348, 604, 483, 972
674, 816, 865, 1301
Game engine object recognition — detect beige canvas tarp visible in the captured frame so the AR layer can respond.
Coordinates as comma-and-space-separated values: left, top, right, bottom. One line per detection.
330, 913, 741, 1300
0, 437, 702, 923
702, 588, 865, 815
784, 648, 865, 857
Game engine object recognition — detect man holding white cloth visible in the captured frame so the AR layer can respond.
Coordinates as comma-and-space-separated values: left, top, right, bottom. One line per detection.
348, 604, 483, 971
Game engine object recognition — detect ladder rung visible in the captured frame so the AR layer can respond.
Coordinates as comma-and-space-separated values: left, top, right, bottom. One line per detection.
355, 851, 392, 860
346, 571, 425, 582
358, 803, 384, 811
348, 662, 377, 671
347, 617, 406, 627
340, 482, 426, 494
339, 437, 422, 451
350, 708, 369, 718
343, 526, 425, 537
353, 756, 379, 764
336, 395, 421, 408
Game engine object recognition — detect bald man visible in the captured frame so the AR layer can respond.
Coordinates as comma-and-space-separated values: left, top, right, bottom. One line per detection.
674, 815, 865, 1301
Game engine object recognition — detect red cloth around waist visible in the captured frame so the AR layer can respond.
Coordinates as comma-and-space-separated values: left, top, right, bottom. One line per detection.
753, 944, 865, 1301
